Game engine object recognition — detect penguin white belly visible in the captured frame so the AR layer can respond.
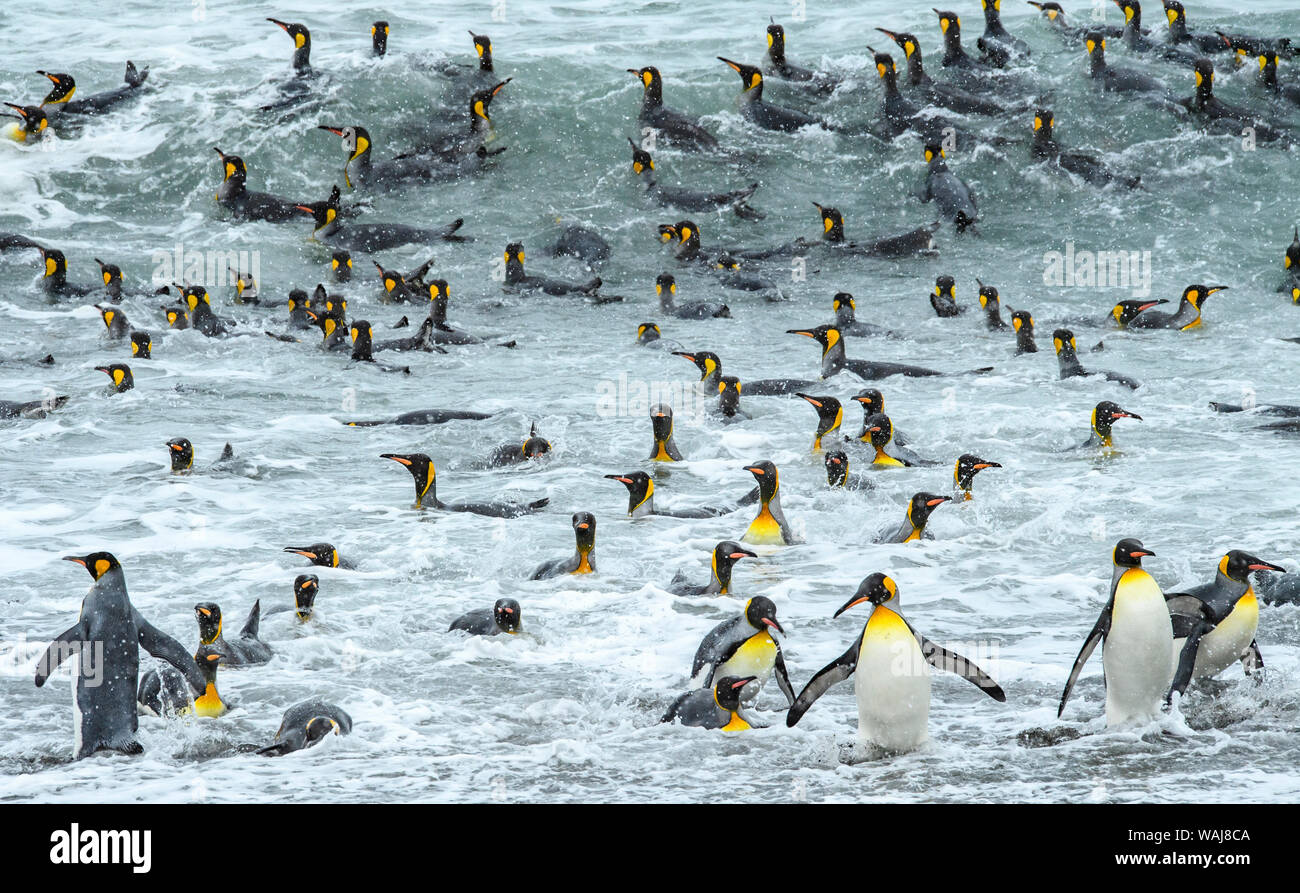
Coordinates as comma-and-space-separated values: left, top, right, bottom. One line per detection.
855, 608, 930, 752
1193, 594, 1258, 680
716, 631, 776, 698
1103, 570, 1174, 726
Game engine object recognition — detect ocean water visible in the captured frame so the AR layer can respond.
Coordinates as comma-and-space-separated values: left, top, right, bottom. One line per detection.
2, 0, 1300, 803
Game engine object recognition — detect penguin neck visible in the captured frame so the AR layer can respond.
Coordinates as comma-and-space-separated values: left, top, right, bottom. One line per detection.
44, 265, 67, 290
820, 334, 846, 377
292, 45, 311, 73
351, 333, 374, 362
641, 79, 663, 109
904, 51, 927, 86
813, 411, 842, 450
1089, 48, 1106, 78
905, 504, 928, 540
1016, 326, 1036, 353
709, 555, 730, 594
630, 480, 655, 518
828, 464, 847, 487
880, 69, 901, 97
1032, 127, 1057, 159
942, 32, 966, 64
718, 393, 739, 417
415, 469, 443, 509
430, 299, 448, 326
658, 289, 676, 312
1260, 60, 1279, 91
505, 257, 525, 283
1173, 298, 1201, 328
1057, 345, 1084, 375
1195, 77, 1214, 108
573, 543, 594, 574
1168, 16, 1188, 41
742, 79, 764, 104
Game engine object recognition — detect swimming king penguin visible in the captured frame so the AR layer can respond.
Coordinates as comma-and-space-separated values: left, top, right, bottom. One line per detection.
874, 492, 953, 543
689, 595, 795, 707
786, 572, 1005, 752
648, 403, 684, 461
1058, 538, 1174, 726
529, 512, 597, 579
668, 541, 757, 596
34, 552, 206, 758
741, 460, 795, 545
1165, 550, 1285, 699
661, 675, 760, 730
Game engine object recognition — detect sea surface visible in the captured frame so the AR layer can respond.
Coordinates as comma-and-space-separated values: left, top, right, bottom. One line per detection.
2, 0, 1299, 803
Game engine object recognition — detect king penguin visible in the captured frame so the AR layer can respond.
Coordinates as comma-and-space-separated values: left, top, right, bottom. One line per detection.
689, 595, 795, 707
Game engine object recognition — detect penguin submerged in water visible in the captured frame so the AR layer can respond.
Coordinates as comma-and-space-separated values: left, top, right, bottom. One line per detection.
874, 492, 953, 543
788, 324, 992, 380
672, 349, 815, 397
604, 471, 738, 519
654, 273, 729, 319
786, 572, 1005, 753
34, 552, 206, 758
503, 243, 603, 297
916, 144, 979, 233
36, 63, 148, 117
214, 148, 305, 223
628, 66, 722, 152
717, 57, 829, 132
1080, 400, 1142, 449
875, 28, 1017, 117
450, 597, 522, 636
381, 452, 548, 516
530, 512, 596, 580
628, 140, 763, 221
296, 186, 468, 252
1126, 284, 1226, 329
1031, 110, 1141, 189
284, 543, 356, 570
824, 450, 875, 491
668, 541, 757, 596
1053, 329, 1141, 388
763, 20, 842, 95
1059, 538, 1174, 725
257, 699, 353, 755
194, 601, 272, 666
661, 675, 760, 730
96, 363, 134, 394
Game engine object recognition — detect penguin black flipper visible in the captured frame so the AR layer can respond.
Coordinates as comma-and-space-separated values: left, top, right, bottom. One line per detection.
912, 625, 1006, 701
785, 631, 862, 727
446, 497, 549, 518
0, 232, 40, 251
773, 649, 796, 706
133, 609, 206, 695
239, 599, 261, 639
1168, 618, 1211, 700
1057, 601, 1111, 717
33, 622, 85, 687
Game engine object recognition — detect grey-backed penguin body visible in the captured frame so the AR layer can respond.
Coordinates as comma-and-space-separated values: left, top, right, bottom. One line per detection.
875, 492, 953, 543
344, 408, 492, 426
876, 28, 1017, 116
34, 553, 206, 758
628, 140, 763, 220
628, 66, 722, 152
690, 596, 794, 706
1127, 284, 1225, 330
1053, 329, 1140, 389
296, 186, 467, 253
831, 292, 904, 339
37, 63, 148, 116
916, 145, 978, 233
786, 573, 1005, 752
1084, 32, 1170, 98
1, 395, 70, 419
605, 471, 739, 520
717, 57, 829, 132
668, 541, 757, 596
450, 598, 521, 636
381, 452, 548, 516
257, 699, 353, 755
503, 243, 602, 296
194, 601, 272, 666
1166, 551, 1284, 698
1031, 109, 1142, 189
661, 675, 760, 730
214, 149, 303, 222
530, 513, 596, 579
1058, 538, 1173, 725
763, 22, 842, 95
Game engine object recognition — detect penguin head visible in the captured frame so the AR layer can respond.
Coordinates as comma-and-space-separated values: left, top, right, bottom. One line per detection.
628, 137, 654, 175
1011, 310, 1034, 334
470, 31, 494, 69
284, 543, 344, 568
1259, 51, 1281, 84
1092, 401, 1142, 438
766, 22, 787, 61
493, 598, 521, 634
831, 291, 855, 317
36, 70, 76, 104
744, 595, 785, 635
1193, 57, 1215, 90
305, 308, 341, 339
982, 0, 1003, 15
318, 125, 371, 163
712, 541, 756, 591
95, 259, 123, 289
954, 454, 1001, 494
718, 57, 763, 93
1084, 31, 1106, 60
657, 223, 678, 243
380, 453, 435, 506
572, 512, 596, 554
923, 143, 946, 165
331, 250, 353, 280
95, 302, 118, 330
373, 262, 404, 296
976, 281, 1001, 310
1112, 538, 1153, 568
180, 285, 212, 312
672, 350, 721, 383
230, 269, 258, 301
786, 324, 839, 357
194, 644, 224, 684
1163, 1, 1185, 27
852, 388, 885, 417
63, 552, 121, 580
935, 275, 956, 301
504, 242, 526, 271
872, 51, 898, 84
1111, 299, 1167, 326
1051, 328, 1077, 356
1219, 551, 1285, 584
825, 449, 849, 486
876, 29, 921, 60
628, 66, 663, 102
470, 79, 511, 124
426, 279, 450, 308
521, 423, 551, 460
4, 103, 49, 140
714, 253, 740, 271
37, 246, 66, 280
371, 21, 390, 56
813, 204, 845, 242
1181, 284, 1227, 311
130, 331, 152, 359
862, 412, 895, 449
797, 393, 843, 448
1285, 228, 1300, 271
166, 437, 194, 473
194, 603, 223, 644
835, 572, 899, 617
604, 471, 653, 512
214, 147, 246, 183
714, 675, 759, 712
636, 322, 661, 345
907, 492, 952, 529
1029, 2, 1067, 24
349, 319, 374, 355
294, 186, 342, 233
268, 18, 311, 53
934, 9, 963, 39
674, 220, 701, 253
286, 288, 310, 313
294, 574, 319, 620
96, 363, 134, 393
717, 375, 742, 415
316, 284, 345, 316
650, 404, 675, 443
743, 460, 780, 503
655, 272, 676, 298
1115, 0, 1139, 25
1032, 108, 1054, 139
163, 305, 187, 328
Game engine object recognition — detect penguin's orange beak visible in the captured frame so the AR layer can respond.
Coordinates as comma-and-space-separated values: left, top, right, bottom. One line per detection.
61, 556, 87, 567
926, 497, 952, 507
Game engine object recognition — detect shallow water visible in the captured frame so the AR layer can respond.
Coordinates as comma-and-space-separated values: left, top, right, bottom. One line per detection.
2, 1, 1300, 802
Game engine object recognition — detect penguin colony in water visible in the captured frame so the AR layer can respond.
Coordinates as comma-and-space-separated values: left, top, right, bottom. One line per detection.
9, 3, 1300, 762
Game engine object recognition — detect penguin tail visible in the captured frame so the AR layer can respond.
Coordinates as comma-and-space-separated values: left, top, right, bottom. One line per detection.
392, 316, 410, 329
255, 741, 292, 757
240, 599, 261, 639
125, 61, 149, 88
732, 202, 766, 221
1089, 341, 1105, 353
714, 305, 732, 318
265, 331, 299, 342
219, 442, 234, 461
961, 367, 995, 376
526, 497, 550, 511
436, 218, 468, 241
495, 340, 518, 349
